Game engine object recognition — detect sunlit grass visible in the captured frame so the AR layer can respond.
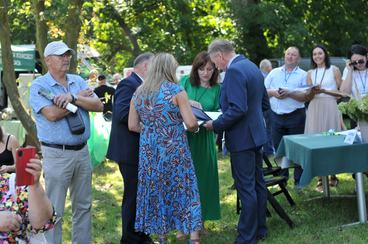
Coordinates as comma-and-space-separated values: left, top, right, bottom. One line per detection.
60, 154, 368, 243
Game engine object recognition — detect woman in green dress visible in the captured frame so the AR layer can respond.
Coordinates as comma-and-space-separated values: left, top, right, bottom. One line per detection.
179, 51, 221, 234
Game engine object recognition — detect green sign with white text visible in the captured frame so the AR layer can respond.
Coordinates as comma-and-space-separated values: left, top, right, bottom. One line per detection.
0, 45, 35, 71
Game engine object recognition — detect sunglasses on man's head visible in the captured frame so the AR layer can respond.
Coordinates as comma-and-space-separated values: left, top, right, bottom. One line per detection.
350, 59, 366, 66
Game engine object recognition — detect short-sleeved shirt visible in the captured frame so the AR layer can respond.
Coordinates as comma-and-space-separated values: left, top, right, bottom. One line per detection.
264, 65, 307, 114
29, 72, 91, 145
342, 67, 368, 98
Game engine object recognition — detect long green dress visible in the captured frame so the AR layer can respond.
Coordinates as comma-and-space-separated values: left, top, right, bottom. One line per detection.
180, 75, 221, 220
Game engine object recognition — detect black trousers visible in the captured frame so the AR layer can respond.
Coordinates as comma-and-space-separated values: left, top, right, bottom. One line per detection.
118, 163, 150, 244
271, 108, 305, 184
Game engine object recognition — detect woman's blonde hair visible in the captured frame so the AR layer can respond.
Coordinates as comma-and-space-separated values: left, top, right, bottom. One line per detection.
136, 53, 178, 98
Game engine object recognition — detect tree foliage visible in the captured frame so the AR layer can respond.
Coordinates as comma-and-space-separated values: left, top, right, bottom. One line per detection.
0, 0, 39, 148
82, 0, 235, 73
231, 0, 368, 63
4, 0, 368, 73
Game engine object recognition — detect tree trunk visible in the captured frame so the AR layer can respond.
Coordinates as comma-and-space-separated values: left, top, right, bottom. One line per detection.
32, 0, 48, 74
0, 0, 40, 149
104, 1, 141, 57
65, 0, 84, 74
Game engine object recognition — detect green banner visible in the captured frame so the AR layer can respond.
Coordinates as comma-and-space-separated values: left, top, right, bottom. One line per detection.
0, 45, 35, 71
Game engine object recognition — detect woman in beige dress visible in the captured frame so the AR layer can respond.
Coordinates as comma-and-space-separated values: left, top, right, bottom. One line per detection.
304, 44, 342, 192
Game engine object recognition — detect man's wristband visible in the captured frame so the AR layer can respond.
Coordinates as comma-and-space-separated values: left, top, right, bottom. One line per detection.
71, 94, 78, 104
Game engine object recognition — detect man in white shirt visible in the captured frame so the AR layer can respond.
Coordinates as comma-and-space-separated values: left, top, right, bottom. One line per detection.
264, 46, 308, 186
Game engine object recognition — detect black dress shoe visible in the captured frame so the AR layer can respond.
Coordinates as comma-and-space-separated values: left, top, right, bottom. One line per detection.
256, 234, 267, 241
141, 237, 154, 244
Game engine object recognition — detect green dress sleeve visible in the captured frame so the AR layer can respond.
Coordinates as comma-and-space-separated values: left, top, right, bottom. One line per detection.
179, 75, 190, 90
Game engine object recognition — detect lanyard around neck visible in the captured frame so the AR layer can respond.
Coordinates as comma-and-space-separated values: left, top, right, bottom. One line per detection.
314, 67, 326, 86
284, 66, 297, 84
357, 69, 368, 94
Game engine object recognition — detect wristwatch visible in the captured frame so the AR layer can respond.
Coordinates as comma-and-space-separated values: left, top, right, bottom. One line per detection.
71, 94, 78, 104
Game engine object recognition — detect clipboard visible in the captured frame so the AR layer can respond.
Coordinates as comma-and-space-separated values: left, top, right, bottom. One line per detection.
191, 106, 212, 121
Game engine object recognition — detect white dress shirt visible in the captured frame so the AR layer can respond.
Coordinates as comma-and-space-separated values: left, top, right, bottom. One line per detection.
264, 65, 307, 114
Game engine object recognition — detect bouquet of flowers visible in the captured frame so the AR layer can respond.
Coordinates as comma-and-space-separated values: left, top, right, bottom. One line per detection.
338, 95, 368, 122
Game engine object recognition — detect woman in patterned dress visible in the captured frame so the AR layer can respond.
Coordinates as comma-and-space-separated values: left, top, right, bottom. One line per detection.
0, 158, 56, 243
128, 53, 202, 243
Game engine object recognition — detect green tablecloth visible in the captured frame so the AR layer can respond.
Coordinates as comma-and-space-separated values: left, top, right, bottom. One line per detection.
276, 134, 368, 187
0, 120, 26, 146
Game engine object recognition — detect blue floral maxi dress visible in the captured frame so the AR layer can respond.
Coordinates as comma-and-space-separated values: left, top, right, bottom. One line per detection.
133, 81, 202, 235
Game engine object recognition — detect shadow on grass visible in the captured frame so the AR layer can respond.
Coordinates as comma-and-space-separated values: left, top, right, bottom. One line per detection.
63, 160, 123, 244
92, 159, 120, 177
66, 153, 368, 243
215, 154, 368, 243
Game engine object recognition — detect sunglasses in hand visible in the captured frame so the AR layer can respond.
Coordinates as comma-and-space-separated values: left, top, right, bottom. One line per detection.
350, 59, 366, 66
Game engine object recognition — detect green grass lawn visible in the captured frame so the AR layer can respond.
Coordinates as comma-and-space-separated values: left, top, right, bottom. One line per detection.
61, 154, 368, 243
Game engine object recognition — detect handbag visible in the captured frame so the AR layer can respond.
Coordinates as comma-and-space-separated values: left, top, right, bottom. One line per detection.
65, 110, 85, 135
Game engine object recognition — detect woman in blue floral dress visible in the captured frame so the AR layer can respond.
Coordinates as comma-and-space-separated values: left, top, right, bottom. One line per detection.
128, 53, 202, 243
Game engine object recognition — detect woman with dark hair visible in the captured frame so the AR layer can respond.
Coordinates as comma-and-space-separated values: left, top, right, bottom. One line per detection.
304, 45, 342, 191
0, 127, 20, 174
179, 51, 221, 235
340, 44, 368, 98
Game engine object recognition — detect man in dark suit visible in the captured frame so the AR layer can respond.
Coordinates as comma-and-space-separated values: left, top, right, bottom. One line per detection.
107, 52, 154, 244
204, 39, 268, 244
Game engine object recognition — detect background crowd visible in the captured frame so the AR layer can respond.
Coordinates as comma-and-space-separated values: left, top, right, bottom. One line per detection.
1, 38, 368, 244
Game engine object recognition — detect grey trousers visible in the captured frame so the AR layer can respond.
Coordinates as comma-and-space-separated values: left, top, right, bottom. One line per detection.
41, 145, 92, 244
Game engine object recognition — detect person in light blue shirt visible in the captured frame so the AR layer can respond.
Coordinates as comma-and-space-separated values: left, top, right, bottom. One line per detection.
29, 41, 103, 244
30, 72, 91, 145
264, 46, 308, 186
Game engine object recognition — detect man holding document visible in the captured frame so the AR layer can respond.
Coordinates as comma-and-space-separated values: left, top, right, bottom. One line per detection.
203, 39, 269, 243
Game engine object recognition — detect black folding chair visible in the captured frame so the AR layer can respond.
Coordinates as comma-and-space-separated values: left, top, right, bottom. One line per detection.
263, 154, 295, 207
236, 153, 295, 228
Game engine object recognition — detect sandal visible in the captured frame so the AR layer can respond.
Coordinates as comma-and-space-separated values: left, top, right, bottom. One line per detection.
315, 178, 323, 192
329, 176, 339, 187
158, 235, 168, 244
316, 178, 322, 187
189, 231, 200, 244
176, 231, 187, 241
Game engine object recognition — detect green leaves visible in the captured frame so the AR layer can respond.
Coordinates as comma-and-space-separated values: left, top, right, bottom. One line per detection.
339, 96, 368, 122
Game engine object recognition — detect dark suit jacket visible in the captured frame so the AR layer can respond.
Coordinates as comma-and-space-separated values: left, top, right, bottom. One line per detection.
106, 72, 142, 165
213, 55, 268, 152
